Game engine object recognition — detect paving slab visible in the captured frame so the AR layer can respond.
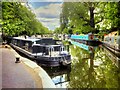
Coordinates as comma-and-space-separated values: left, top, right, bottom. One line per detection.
2, 48, 42, 88
0, 48, 2, 89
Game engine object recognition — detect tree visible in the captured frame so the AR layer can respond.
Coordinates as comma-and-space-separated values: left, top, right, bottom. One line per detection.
54, 27, 61, 34
60, 2, 106, 34
68, 45, 120, 88
60, 2, 120, 36
2, 2, 50, 37
105, 2, 120, 34
0, 1, 2, 32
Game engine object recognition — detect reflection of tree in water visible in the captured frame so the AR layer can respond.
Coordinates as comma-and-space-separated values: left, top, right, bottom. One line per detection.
68, 45, 120, 88
96, 47, 120, 88
42, 65, 71, 87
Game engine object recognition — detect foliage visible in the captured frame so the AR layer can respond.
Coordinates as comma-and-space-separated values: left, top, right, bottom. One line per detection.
54, 27, 61, 34
59, 2, 104, 34
68, 45, 120, 88
2, 2, 51, 37
56, 2, 120, 36
0, 1, 2, 32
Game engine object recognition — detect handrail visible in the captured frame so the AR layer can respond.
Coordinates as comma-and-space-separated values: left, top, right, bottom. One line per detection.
102, 42, 120, 52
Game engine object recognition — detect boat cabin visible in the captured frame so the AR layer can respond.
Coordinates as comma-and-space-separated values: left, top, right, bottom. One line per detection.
12, 37, 67, 56
12, 37, 40, 52
11, 37, 71, 67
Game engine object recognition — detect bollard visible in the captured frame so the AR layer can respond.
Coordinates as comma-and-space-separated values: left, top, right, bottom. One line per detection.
5, 45, 8, 48
15, 57, 20, 63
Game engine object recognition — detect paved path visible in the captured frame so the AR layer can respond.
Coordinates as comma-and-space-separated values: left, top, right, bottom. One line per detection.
0, 47, 2, 89
1, 48, 42, 88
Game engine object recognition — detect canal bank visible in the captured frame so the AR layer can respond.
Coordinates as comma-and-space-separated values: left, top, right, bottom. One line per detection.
1, 43, 120, 89
1, 45, 56, 88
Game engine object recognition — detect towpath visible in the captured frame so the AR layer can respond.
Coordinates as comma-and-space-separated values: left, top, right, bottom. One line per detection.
1, 47, 43, 88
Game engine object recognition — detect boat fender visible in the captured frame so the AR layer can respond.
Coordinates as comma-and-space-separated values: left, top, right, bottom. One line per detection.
62, 60, 68, 65
59, 57, 68, 65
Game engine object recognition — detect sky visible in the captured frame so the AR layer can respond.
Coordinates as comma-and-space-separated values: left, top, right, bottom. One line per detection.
28, 0, 63, 30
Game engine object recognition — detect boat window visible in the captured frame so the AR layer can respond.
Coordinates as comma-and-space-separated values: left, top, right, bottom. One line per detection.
117, 36, 120, 44
36, 39, 56, 45
33, 41, 36, 44
20, 41, 32, 52
61, 46, 64, 51
45, 39, 55, 44
32, 46, 47, 54
25, 43, 29, 46
36, 40, 41, 44
12, 39, 17, 45
54, 46, 61, 51
22, 42, 29, 50
16, 40, 20, 46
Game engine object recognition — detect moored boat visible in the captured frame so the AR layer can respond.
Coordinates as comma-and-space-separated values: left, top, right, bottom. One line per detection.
103, 31, 120, 57
70, 34, 101, 46
70, 40, 95, 52
10, 37, 71, 67
104, 31, 120, 49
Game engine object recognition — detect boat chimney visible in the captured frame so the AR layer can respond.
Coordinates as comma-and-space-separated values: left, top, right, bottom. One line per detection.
24, 35, 26, 39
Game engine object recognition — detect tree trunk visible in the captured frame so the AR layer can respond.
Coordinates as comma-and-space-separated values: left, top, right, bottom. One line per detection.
118, 1, 120, 35
89, 7, 95, 29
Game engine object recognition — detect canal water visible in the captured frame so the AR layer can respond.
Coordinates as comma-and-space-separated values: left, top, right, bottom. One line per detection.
43, 45, 120, 88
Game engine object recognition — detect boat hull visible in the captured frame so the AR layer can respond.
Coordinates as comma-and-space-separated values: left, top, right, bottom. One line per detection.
71, 39, 101, 46
102, 42, 120, 58
10, 43, 71, 67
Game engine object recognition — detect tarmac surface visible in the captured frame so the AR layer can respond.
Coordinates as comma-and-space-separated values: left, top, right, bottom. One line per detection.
1, 47, 43, 88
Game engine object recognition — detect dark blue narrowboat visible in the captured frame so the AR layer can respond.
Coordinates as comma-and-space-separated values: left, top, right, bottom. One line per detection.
10, 37, 71, 67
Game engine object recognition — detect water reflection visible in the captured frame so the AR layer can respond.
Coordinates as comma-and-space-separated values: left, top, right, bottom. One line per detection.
103, 46, 120, 68
42, 43, 120, 88
42, 65, 71, 88
69, 45, 120, 88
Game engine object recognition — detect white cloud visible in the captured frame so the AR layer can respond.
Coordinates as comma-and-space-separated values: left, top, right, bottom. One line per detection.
37, 17, 60, 30
33, 3, 62, 30
35, 3, 62, 18
28, 0, 63, 2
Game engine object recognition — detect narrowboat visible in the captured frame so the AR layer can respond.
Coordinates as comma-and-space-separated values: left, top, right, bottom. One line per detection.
70, 40, 95, 52
10, 37, 71, 67
70, 34, 101, 46
103, 31, 120, 58
104, 46, 120, 68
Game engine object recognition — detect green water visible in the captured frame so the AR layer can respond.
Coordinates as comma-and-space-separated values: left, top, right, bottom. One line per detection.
68, 45, 120, 88
45, 45, 120, 88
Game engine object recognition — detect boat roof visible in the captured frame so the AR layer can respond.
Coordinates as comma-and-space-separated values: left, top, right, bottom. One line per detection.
13, 37, 40, 42
32, 44, 62, 47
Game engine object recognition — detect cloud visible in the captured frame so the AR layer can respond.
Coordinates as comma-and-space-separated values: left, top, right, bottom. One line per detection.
28, 0, 63, 2
32, 2, 62, 30
35, 3, 62, 18
37, 17, 60, 30
39, 18, 59, 22
38, 13, 58, 18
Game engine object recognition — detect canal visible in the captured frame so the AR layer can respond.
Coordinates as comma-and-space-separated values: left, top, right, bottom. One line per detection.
43, 44, 120, 88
